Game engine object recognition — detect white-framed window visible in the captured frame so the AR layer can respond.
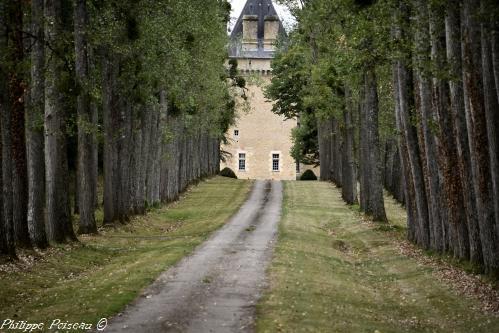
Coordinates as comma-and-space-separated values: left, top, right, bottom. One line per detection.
239, 153, 246, 171
272, 153, 280, 172
234, 129, 239, 139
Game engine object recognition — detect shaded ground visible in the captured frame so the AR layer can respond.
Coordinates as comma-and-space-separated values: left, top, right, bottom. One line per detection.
106, 180, 282, 332
0, 177, 251, 330
256, 181, 499, 333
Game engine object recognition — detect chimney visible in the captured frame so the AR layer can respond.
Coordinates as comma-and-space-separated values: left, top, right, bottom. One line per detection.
242, 15, 258, 51
264, 15, 279, 51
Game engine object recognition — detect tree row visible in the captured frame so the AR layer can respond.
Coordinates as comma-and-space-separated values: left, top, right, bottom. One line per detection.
0, 0, 236, 258
269, 0, 498, 274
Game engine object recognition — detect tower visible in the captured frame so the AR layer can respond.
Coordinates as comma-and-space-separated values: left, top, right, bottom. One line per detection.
220, 0, 300, 180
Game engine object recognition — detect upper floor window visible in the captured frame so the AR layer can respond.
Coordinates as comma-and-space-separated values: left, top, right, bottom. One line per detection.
272, 153, 280, 172
234, 129, 239, 139
239, 153, 246, 171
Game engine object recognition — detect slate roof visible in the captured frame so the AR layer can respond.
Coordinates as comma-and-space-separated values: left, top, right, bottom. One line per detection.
229, 0, 286, 59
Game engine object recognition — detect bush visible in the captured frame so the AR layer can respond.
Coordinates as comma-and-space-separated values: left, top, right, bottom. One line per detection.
220, 167, 237, 179
300, 169, 317, 181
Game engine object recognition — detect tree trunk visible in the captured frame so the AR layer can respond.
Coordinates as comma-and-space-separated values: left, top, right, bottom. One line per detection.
430, 3, 470, 259
45, 0, 75, 243
75, 0, 97, 234
8, 0, 30, 248
117, 100, 132, 222
359, 93, 368, 211
102, 52, 117, 224
0, 2, 16, 256
492, 14, 499, 105
445, 0, 483, 265
363, 68, 387, 222
342, 85, 358, 205
462, 0, 499, 273
27, 0, 48, 248
413, 0, 442, 250
317, 120, 327, 180
480, 0, 499, 234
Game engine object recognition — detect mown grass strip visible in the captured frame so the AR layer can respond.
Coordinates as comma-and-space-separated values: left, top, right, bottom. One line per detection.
256, 181, 499, 333
0, 177, 251, 329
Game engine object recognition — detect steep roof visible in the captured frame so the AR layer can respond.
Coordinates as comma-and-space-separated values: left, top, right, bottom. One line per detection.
229, 0, 286, 59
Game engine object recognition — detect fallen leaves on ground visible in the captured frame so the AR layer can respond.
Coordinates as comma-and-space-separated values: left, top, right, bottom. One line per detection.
397, 240, 499, 316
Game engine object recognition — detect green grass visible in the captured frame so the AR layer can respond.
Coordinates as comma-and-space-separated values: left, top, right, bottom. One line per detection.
256, 181, 499, 333
0, 176, 251, 329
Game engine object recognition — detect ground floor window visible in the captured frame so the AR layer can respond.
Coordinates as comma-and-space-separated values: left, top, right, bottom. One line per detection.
272, 153, 280, 172
239, 153, 246, 171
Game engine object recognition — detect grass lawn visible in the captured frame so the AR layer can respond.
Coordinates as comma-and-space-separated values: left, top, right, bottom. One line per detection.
0, 176, 251, 328
256, 181, 499, 333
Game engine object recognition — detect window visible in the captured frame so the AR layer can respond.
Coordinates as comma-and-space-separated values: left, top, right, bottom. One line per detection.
272, 153, 280, 172
234, 129, 239, 139
239, 153, 246, 171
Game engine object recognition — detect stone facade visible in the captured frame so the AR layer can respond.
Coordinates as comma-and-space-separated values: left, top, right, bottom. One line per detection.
221, 0, 318, 180
221, 76, 298, 180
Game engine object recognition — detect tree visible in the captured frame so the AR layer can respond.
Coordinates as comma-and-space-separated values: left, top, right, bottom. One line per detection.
27, 0, 48, 248
360, 68, 387, 221
44, 0, 76, 243
74, 0, 97, 234
0, 0, 16, 257
462, 0, 499, 273
7, 0, 31, 248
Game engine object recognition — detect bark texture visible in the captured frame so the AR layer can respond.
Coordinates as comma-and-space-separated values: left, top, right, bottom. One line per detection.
27, 0, 48, 248
74, 0, 97, 234
44, 0, 75, 243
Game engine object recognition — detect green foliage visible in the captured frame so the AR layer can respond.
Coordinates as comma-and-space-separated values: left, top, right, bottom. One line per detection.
300, 169, 317, 180
87, 0, 234, 138
220, 167, 237, 179
290, 112, 319, 165
267, 0, 397, 164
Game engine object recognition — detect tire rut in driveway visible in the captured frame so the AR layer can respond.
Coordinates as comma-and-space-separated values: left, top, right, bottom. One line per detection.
105, 180, 283, 333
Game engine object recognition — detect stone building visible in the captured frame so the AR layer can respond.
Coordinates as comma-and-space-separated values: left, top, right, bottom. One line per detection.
220, 0, 302, 180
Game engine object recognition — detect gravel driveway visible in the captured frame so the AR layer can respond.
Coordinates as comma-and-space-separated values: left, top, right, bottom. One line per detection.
105, 180, 282, 333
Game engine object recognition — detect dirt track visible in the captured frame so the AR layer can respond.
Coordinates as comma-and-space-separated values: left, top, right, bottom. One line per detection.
105, 180, 282, 332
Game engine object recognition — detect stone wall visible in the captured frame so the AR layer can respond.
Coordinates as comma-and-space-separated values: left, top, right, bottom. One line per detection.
221, 76, 298, 180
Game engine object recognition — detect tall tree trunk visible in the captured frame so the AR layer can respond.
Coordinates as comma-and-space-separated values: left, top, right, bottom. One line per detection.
8, 0, 30, 248
462, 0, 499, 273
44, 0, 75, 243
363, 68, 387, 222
317, 119, 328, 181
359, 94, 368, 211
492, 15, 499, 105
445, 0, 483, 265
27, 0, 48, 248
392, 24, 418, 241
430, 3, 470, 259
396, 61, 430, 248
117, 100, 132, 222
332, 117, 342, 186
75, 0, 97, 234
0, 2, 16, 256
102, 52, 117, 224
480, 0, 499, 234
342, 85, 358, 205
413, 0, 442, 250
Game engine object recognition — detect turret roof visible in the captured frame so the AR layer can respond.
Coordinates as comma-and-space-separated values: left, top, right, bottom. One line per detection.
229, 0, 286, 59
